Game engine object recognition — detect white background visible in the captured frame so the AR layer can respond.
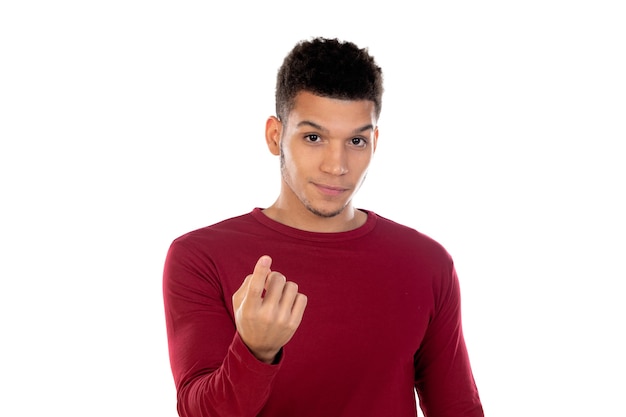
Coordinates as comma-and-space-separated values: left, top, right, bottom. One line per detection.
1, 1, 624, 416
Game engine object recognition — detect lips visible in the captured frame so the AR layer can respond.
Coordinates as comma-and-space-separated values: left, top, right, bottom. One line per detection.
313, 183, 349, 196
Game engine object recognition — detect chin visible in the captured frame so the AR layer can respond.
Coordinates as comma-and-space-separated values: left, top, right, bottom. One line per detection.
305, 203, 346, 219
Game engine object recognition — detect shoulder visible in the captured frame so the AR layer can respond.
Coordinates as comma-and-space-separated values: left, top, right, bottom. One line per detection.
370, 211, 452, 263
173, 212, 255, 243
166, 211, 261, 259
163, 211, 266, 285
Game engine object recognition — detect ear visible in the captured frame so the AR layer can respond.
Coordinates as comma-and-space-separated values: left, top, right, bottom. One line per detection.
265, 116, 282, 156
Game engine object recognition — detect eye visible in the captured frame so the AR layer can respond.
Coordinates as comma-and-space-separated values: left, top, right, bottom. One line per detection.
305, 134, 320, 143
350, 137, 367, 147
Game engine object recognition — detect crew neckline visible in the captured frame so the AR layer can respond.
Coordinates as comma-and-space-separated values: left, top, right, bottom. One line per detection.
250, 207, 377, 242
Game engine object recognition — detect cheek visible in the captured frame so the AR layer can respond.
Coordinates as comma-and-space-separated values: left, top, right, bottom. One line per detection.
282, 146, 312, 175
353, 154, 373, 176
281, 149, 304, 183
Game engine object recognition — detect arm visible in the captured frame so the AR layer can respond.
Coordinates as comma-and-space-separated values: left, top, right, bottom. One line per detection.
163, 241, 306, 417
414, 265, 484, 417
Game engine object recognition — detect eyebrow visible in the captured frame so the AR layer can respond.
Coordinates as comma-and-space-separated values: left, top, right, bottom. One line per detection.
296, 120, 374, 135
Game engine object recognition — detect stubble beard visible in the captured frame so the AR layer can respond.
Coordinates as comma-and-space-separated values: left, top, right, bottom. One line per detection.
280, 149, 347, 219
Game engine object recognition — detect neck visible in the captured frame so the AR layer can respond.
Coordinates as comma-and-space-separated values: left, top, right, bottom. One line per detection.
262, 202, 366, 233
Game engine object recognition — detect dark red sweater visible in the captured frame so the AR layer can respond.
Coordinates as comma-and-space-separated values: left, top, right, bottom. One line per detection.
163, 208, 483, 417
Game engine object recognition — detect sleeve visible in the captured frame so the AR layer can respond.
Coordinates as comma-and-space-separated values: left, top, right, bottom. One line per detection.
414, 262, 484, 417
163, 238, 280, 417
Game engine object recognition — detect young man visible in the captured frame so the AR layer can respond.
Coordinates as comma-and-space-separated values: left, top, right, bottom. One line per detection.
163, 37, 484, 417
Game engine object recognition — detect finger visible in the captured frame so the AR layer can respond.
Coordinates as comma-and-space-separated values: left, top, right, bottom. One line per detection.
277, 281, 299, 310
289, 293, 308, 327
247, 255, 272, 298
263, 271, 287, 305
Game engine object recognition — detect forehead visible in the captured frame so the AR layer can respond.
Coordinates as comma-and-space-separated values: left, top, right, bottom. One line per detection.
287, 91, 377, 129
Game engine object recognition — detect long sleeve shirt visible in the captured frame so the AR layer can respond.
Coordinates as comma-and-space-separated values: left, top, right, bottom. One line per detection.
163, 208, 483, 417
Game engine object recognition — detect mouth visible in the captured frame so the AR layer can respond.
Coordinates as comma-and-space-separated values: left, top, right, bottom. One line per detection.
313, 183, 349, 197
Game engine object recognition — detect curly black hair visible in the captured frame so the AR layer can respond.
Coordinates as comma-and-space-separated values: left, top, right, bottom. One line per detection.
275, 37, 383, 122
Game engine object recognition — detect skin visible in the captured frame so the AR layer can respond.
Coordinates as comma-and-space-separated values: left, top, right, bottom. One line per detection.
232, 255, 307, 364
232, 91, 379, 364
265, 91, 379, 232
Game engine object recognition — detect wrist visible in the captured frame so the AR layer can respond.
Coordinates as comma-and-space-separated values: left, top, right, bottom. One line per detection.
252, 348, 282, 364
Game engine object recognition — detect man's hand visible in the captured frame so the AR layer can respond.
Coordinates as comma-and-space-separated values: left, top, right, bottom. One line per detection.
232, 256, 308, 364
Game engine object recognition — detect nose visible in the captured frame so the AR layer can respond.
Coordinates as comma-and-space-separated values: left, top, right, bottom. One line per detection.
320, 142, 348, 176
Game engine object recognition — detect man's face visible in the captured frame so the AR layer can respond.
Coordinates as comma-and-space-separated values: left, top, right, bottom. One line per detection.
269, 91, 378, 220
